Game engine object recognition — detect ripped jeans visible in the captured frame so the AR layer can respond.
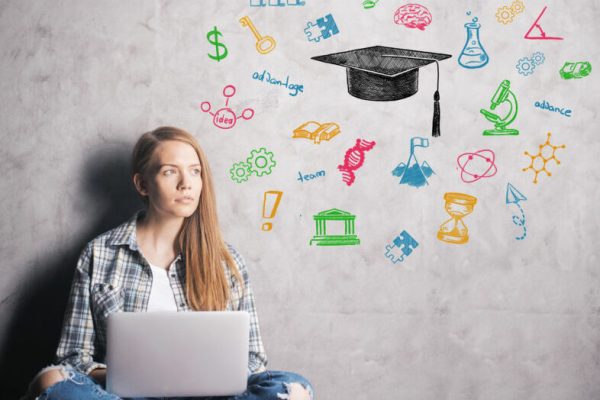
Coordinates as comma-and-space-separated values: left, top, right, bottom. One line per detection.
35, 366, 314, 400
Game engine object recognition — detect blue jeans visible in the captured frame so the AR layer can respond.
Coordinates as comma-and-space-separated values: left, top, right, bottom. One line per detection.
36, 367, 314, 400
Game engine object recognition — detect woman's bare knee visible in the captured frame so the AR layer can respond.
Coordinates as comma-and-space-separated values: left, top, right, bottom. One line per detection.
25, 367, 69, 399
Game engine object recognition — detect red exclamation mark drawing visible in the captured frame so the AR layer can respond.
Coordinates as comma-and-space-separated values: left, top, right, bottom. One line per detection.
261, 190, 283, 231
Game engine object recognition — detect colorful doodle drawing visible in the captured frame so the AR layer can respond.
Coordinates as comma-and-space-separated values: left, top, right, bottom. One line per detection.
311, 46, 451, 136
456, 149, 497, 183
239, 16, 276, 54
304, 13, 340, 42
394, 4, 432, 31
363, 0, 379, 9
496, 0, 525, 24
392, 137, 434, 188
480, 80, 519, 136
200, 85, 254, 130
524, 6, 563, 40
229, 147, 277, 183
458, 14, 489, 69
506, 183, 527, 240
516, 52, 545, 76
385, 230, 419, 263
437, 192, 477, 245
292, 121, 340, 144
250, 0, 305, 6
560, 62, 592, 79
309, 208, 360, 246
338, 139, 376, 186
207, 27, 228, 62
522, 132, 565, 184
262, 190, 283, 231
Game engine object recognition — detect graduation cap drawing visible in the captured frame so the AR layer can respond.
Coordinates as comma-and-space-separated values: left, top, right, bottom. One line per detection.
311, 46, 452, 137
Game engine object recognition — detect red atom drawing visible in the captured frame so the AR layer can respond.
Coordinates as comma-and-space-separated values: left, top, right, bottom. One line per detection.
457, 149, 498, 183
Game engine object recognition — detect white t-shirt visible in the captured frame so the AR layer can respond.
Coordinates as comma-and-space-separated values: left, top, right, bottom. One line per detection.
146, 262, 178, 312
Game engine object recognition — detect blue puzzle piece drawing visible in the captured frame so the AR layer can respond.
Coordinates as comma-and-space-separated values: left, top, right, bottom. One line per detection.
316, 13, 339, 39
385, 230, 419, 264
385, 244, 405, 264
392, 230, 419, 257
304, 21, 323, 42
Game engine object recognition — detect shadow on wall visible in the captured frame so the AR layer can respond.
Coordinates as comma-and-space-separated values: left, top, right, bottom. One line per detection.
0, 144, 142, 399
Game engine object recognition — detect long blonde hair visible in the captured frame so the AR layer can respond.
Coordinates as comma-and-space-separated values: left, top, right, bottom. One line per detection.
131, 126, 243, 311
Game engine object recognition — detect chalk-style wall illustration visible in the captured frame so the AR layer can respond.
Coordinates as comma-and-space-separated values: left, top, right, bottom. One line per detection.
522, 132, 565, 184
311, 46, 451, 137
458, 13, 489, 69
310, 208, 360, 246
385, 230, 419, 264
292, 121, 340, 144
534, 100, 572, 117
560, 61, 592, 79
506, 183, 527, 240
207, 26, 228, 62
250, 0, 305, 6
262, 190, 283, 231
480, 80, 519, 136
230, 147, 277, 183
456, 149, 497, 183
362, 0, 379, 9
524, 6, 563, 40
304, 13, 340, 43
437, 192, 477, 244
496, 0, 525, 24
240, 16, 277, 54
516, 52, 545, 76
393, 4, 432, 31
391, 136, 434, 188
200, 85, 254, 130
338, 138, 376, 186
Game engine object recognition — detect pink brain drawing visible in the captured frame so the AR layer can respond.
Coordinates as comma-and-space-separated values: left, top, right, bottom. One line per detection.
394, 4, 433, 30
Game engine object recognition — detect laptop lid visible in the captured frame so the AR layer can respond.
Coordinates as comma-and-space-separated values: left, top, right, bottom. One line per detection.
106, 311, 249, 397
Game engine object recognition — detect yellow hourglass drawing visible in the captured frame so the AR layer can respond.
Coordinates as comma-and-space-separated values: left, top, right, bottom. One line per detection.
437, 192, 478, 244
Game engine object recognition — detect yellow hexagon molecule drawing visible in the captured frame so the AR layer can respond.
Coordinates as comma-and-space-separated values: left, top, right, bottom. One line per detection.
522, 132, 566, 184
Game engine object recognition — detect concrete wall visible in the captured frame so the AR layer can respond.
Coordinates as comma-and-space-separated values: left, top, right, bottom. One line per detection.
1, 0, 599, 398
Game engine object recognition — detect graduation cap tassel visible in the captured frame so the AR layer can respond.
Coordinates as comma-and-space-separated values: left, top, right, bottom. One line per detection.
380, 53, 444, 137
432, 59, 441, 137
432, 90, 441, 137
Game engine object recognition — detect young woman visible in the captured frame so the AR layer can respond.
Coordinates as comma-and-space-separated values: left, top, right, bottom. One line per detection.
23, 127, 313, 400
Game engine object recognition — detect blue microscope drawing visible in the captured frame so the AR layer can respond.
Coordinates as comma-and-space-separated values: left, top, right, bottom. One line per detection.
391, 137, 434, 188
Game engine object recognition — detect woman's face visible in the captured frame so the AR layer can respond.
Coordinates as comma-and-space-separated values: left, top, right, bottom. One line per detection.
136, 140, 202, 219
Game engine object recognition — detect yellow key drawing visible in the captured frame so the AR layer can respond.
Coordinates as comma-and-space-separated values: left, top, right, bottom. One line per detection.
239, 16, 276, 55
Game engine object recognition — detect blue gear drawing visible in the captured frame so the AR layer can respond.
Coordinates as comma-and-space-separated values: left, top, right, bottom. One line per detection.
516, 57, 535, 76
531, 52, 545, 66
230, 161, 252, 183
247, 147, 276, 176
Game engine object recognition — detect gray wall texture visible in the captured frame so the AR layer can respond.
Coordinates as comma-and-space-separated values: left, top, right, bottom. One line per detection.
1, 0, 600, 399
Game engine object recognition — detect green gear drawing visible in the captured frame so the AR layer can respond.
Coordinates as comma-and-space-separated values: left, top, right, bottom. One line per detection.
247, 147, 276, 177
230, 161, 252, 183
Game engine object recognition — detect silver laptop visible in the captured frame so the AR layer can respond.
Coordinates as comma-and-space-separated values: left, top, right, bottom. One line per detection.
106, 311, 249, 397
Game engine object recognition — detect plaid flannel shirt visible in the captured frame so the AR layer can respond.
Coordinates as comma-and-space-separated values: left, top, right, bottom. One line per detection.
55, 210, 268, 375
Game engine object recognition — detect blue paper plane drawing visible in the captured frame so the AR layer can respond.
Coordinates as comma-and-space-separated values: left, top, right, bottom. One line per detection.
506, 182, 527, 240
392, 137, 434, 187
506, 182, 527, 204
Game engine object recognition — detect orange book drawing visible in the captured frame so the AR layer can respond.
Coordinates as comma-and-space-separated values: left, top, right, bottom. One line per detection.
292, 121, 340, 144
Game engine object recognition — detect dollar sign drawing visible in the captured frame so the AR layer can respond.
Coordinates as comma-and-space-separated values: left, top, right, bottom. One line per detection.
207, 26, 228, 62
